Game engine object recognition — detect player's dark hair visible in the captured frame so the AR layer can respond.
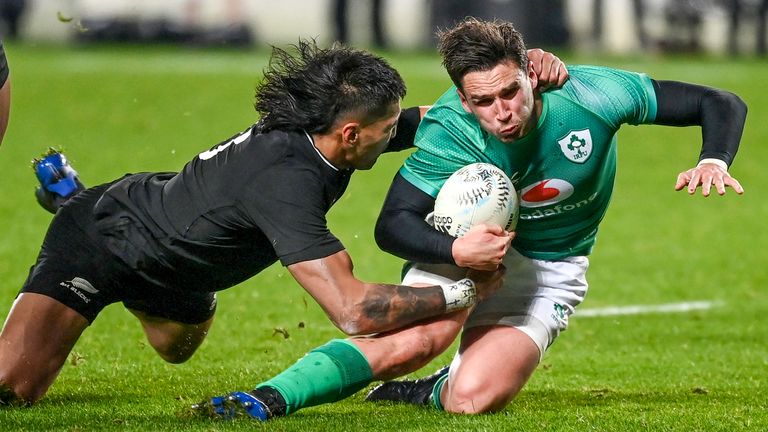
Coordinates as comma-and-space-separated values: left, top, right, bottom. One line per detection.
255, 40, 406, 134
437, 17, 528, 89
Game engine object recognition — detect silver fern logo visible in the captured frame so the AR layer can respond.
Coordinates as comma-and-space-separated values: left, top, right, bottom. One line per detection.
60, 277, 99, 303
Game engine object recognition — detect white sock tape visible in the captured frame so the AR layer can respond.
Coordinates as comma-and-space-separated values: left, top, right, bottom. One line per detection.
441, 278, 476, 312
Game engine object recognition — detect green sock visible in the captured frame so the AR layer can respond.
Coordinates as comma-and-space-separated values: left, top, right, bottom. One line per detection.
255, 339, 373, 415
430, 373, 449, 411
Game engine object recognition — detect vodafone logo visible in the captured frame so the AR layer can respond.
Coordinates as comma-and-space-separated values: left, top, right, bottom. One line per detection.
519, 179, 574, 208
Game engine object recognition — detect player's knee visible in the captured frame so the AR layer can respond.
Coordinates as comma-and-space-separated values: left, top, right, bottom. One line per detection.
0, 374, 42, 406
153, 344, 196, 364
446, 379, 511, 414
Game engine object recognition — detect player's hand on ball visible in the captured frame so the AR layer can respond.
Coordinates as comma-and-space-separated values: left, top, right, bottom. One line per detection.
675, 162, 744, 196
467, 265, 506, 301
452, 225, 514, 271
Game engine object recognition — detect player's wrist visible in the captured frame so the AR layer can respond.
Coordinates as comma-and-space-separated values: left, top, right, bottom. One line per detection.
697, 158, 728, 171
440, 278, 476, 312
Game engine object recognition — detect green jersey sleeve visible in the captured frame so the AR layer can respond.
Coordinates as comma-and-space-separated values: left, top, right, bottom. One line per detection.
560, 65, 657, 128
400, 88, 489, 197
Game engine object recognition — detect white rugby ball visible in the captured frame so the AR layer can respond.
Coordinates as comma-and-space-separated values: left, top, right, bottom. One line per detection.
433, 163, 518, 237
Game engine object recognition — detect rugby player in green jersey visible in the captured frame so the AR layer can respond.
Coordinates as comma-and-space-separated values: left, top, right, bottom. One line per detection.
366, 17, 746, 414
193, 17, 745, 420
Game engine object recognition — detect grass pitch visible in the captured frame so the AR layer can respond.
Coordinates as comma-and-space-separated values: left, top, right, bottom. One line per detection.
0, 43, 766, 431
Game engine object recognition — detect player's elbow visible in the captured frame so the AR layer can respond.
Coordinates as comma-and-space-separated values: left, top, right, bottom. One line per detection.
706, 88, 748, 122
325, 299, 369, 336
374, 212, 397, 255
732, 93, 748, 121
330, 308, 367, 336
332, 295, 395, 336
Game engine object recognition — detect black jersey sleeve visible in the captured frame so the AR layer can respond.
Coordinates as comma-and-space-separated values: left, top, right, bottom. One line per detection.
384, 106, 421, 153
244, 165, 344, 266
375, 172, 455, 263
652, 79, 747, 167
0, 40, 8, 87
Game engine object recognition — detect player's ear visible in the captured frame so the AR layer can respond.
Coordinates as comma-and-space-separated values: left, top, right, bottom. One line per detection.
341, 123, 360, 147
527, 61, 539, 90
456, 88, 472, 113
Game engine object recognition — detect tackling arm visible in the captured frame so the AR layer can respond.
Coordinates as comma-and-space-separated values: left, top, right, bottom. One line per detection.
287, 250, 503, 336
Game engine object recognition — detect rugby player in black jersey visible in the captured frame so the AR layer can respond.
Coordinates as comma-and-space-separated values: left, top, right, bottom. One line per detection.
0, 40, 566, 409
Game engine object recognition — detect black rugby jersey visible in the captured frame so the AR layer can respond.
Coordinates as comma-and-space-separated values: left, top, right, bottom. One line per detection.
93, 128, 352, 292
91, 107, 420, 292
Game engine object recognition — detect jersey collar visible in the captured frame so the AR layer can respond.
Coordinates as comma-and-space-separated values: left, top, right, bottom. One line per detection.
304, 130, 339, 172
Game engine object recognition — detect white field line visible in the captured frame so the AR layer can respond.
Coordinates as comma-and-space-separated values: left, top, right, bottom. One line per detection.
576, 301, 721, 318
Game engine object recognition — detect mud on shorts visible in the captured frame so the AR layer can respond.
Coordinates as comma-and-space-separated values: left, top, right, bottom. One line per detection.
402, 247, 589, 360
18, 184, 217, 325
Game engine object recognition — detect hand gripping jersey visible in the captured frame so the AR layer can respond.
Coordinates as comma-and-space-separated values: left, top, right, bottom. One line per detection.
400, 66, 658, 260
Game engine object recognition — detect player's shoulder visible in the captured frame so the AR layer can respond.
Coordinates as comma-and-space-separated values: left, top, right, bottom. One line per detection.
420, 86, 481, 135
558, 65, 652, 95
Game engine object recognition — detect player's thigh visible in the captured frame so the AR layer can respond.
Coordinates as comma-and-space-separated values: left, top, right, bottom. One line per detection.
443, 325, 540, 413
467, 248, 589, 356
0, 293, 89, 403
124, 290, 216, 363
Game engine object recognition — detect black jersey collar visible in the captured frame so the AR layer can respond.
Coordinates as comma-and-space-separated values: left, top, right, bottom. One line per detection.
304, 131, 339, 172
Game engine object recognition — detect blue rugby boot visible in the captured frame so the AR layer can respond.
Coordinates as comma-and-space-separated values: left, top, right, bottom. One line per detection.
191, 387, 285, 421
365, 366, 449, 405
33, 149, 85, 214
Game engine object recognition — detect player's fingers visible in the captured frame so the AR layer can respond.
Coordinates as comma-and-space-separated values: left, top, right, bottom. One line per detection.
713, 175, 727, 196
484, 224, 505, 235
675, 172, 690, 191
700, 173, 713, 196
687, 171, 702, 194
725, 176, 745, 194
556, 63, 569, 86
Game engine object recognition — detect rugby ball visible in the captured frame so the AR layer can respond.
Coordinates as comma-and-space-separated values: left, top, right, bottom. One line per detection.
433, 163, 519, 237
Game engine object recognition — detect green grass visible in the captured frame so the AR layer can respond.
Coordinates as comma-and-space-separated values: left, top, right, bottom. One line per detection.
1, 43, 766, 431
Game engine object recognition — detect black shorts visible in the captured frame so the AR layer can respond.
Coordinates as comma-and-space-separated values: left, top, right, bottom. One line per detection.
19, 184, 217, 325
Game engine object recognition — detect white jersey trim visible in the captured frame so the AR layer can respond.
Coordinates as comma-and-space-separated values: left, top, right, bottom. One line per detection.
304, 131, 338, 172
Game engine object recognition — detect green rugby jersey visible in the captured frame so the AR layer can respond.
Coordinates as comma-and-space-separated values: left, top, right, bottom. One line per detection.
401, 66, 658, 260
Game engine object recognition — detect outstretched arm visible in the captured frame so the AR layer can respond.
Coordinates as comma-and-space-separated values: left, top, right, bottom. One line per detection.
287, 249, 503, 336
652, 80, 747, 196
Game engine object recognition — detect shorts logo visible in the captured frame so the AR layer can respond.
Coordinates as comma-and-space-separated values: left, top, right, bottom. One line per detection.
558, 129, 593, 163
519, 179, 574, 208
60, 277, 99, 304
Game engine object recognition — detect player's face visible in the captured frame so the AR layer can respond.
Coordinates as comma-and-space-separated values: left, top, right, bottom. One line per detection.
349, 102, 401, 170
457, 61, 538, 143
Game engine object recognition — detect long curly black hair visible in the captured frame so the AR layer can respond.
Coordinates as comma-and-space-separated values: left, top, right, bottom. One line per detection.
255, 40, 406, 134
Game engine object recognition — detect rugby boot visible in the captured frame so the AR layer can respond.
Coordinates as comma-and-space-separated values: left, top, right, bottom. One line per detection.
191, 387, 286, 421
32, 148, 85, 213
365, 366, 449, 405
